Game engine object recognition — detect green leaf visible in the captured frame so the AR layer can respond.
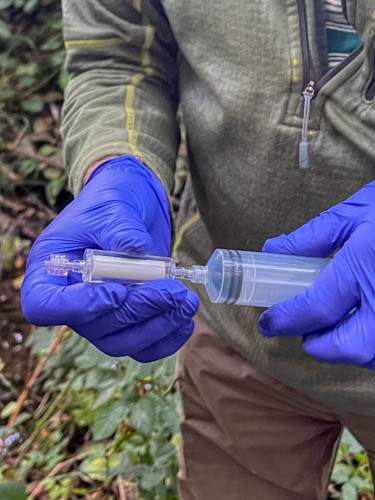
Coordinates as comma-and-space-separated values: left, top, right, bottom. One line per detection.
19, 159, 37, 176
1, 401, 16, 418
130, 397, 155, 435
341, 428, 364, 454
0, 481, 27, 500
21, 97, 44, 113
331, 463, 352, 485
39, 144, 57, 157
58, 69, 69, 90
45, 176, 66, 206
0, 19, 11, 38
23, 0, 39, 13
92, 400, 127, 441
80, 456, 107, 482
27, 327, 54, 354
140, 468, 165, 491
93, 385, 116, 409
0, 0, 14, 8
341, 482, 358, 500
15, 62, 38, 77
43, 166, 62, 180
350, 475, 372, 490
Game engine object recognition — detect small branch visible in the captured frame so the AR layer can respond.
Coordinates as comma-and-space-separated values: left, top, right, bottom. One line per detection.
0, 161, 23, 184
0, 194, 26, 213
116, 476, 138, 500
11, 148, 64, 170
25, 193, 56, 220
28, 451, 89, 498
117, 476, 127, 500
7, 325, 69, 428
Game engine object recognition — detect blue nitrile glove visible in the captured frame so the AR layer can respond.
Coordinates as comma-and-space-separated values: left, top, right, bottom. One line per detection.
21, 156, 199, 362
258, 181, 375, 370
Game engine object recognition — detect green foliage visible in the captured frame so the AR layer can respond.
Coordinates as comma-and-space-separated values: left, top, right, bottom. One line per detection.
2, 328, 181, 498
0, 481, 26, 500
0, 0, 67, 207
330, 429, 373, 499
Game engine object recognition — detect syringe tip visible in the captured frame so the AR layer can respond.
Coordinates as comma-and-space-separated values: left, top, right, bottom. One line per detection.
45, 254, 86, 277
45, 254, 71, 276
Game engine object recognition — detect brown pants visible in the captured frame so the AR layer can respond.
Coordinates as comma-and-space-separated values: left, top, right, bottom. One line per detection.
177, 317, 375, 500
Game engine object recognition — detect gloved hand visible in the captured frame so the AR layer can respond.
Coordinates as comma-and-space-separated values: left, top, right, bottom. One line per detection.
258, 181, 375, 370
21, 156, 199, 362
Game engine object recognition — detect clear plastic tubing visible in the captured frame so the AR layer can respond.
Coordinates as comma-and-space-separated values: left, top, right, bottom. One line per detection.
46, 248, 329, 308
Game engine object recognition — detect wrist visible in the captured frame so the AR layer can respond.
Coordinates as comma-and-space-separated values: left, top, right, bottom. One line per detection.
84, 156, 120, 184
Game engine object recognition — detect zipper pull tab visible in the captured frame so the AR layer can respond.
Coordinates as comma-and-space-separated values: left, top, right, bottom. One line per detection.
299, 80, 315, 169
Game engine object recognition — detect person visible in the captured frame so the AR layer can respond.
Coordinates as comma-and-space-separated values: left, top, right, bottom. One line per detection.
21, 1, 375, 498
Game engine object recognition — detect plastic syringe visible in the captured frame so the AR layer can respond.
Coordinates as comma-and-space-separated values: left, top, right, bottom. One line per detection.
45, 248, 329, 308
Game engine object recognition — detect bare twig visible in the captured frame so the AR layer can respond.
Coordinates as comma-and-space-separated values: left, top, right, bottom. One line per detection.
7, 325, 69, 428
0, 194, 26, 213
117, 476, 127, 500
25, 193, 56, 219
10, 122, 29, 151
116, 476, 138, 500
10, 147, 64, 170
28, 451, 90, 498
0, 161, 23, 184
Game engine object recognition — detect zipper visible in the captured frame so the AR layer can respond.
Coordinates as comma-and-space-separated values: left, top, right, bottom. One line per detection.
296, 0, 363, 169
296, 0, 312, 88
299, 80, 315, 169
342, 0, 347, 20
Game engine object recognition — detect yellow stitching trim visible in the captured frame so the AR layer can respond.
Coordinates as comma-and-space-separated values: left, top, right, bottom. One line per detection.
124, 7, 156, 160
65, 39, 123, 50
133, 0, 141, 13
125, 73, 147, 160
142, 25, 155, 67
173, 212, 201, 253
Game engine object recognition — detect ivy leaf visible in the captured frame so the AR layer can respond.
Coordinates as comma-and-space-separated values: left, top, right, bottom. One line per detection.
0, 481, 27, 500
341, 429, 363, 454
92, 400, 127, 441
130, 397, 155, 435
341, 482, 358, 500
80, 456, 107, 482
0, 18, 11, 38
0, 0, 14, 8
21, 97, 44, 113
45, 176, 66, 206
140, 468, 165, 491
331, 463, 352, 485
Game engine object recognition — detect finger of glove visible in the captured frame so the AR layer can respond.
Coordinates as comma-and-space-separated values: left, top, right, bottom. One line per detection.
258, 249, 359, 337
302, 307, 375, 366
98, 203, 153, 254
75, 281, 198, 339
90, 303, 197, 357
263, 211, 350, 257
21, 280, 127, 326
131, 320, 194, 363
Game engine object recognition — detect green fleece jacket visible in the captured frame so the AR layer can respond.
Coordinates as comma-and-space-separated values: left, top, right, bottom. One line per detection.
61, 0, 375, 415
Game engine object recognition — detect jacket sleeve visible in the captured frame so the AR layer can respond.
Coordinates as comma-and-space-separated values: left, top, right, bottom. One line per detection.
61, 0, 179, 196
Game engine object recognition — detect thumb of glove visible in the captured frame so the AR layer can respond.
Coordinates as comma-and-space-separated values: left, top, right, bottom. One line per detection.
98, 203, 153, 254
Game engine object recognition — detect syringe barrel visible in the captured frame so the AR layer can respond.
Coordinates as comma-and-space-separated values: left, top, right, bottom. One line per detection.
83, 249, 172, 283
205, 249, 329, 307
